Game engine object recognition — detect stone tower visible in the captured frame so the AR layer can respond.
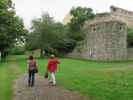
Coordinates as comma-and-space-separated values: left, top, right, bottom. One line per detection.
83, 19, 127, 60
69, 18, 127, 60
110, 6, 133, 28
68, 6, 131, 60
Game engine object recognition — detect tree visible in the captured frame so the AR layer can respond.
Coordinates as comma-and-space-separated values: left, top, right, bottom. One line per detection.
26, 13, 66, 57
67, 6, 95, 41
0, 0, 27, 58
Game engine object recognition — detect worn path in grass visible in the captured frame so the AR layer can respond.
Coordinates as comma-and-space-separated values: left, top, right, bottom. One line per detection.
13, 74, 88, 100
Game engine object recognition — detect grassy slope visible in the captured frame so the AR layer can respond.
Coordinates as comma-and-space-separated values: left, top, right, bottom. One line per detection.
0, 56, 26, 100
0, 62, 12, 100
37, 58, 133, 100
1, 55, 133, 100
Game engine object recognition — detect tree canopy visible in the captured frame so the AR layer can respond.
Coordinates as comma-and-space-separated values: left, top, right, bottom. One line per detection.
67, 6, 95, 41
26, 7, 95, 57
0, 0, 27, 58
26, 13, 63, 56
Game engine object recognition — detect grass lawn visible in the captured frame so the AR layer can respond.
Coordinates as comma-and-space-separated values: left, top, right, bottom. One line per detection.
1, 55, 133, 100
37, 58, 133, 100
0, 56, 26, 100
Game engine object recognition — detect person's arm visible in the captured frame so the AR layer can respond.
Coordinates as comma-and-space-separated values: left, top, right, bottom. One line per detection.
56, 58, 60, 64
27, 61, 29, 71
56, 59, 60, 72
47, 59, 50, 69
34, 60, 38, 69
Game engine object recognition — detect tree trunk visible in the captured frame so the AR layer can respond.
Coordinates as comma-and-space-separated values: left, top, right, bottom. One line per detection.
40, 49, 43, 58
1, 51, 6, 61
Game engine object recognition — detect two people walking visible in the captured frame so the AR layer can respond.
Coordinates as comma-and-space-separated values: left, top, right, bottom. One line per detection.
27, 54, 60, 87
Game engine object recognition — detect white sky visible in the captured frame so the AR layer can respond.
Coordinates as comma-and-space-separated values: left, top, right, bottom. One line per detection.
12, 0, 133, 29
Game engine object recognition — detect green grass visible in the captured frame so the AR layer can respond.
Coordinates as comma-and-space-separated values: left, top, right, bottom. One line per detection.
0, 56, 25, 100
37, 58, 133, 100
1, 55, 133, 100
0, 62, 12, 100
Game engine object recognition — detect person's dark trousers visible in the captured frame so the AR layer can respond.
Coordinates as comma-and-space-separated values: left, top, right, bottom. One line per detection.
28, 70, 35, 87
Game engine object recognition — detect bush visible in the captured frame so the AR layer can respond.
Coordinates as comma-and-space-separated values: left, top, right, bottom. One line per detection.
10, 47, 25, 55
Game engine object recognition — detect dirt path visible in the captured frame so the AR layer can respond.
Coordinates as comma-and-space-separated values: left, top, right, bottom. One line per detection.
13, 74, 88, 100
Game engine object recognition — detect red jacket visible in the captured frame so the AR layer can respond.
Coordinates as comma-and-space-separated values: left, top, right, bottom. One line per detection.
47, 58, 60, 72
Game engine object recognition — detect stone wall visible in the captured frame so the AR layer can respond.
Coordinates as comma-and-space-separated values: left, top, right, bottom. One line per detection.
127, 48, 133, 60
85, 6, 133, 28
69, 20, 127, 60
68, 6, 133, 60
110, 6, 133, 17
110, 6, 133, 27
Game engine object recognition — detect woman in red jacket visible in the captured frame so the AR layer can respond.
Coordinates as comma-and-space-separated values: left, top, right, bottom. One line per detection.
47, 54, 60, 86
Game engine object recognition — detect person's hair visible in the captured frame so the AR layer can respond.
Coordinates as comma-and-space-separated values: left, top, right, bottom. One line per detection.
50, 54, 55, 58
29, 55, 34, 60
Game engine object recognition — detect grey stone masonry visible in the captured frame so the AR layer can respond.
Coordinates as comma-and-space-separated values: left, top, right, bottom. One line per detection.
69, 19, 127, 60
68, 6, 133, 60
110, 6, 133, 28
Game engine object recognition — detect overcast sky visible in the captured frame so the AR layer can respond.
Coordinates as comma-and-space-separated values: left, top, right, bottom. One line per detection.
12, 0, 133, 29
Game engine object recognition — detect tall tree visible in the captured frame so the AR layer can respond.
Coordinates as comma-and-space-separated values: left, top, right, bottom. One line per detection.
0, 0, 27, 58
26, 13, 66, 57
68, 6, 95, 41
